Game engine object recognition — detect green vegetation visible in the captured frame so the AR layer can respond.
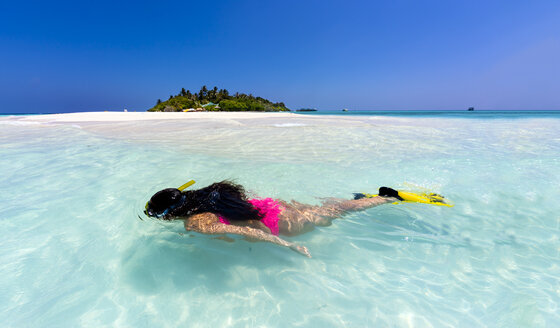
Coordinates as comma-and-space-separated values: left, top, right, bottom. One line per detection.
148, 86, 290, 112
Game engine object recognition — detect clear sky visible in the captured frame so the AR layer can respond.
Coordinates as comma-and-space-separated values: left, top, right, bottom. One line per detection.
1, 0, 559, 113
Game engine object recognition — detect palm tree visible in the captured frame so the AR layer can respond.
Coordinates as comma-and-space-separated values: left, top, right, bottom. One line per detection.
199, 85, 208, 99
207, 86, 217, 101
219, 88, 229, 98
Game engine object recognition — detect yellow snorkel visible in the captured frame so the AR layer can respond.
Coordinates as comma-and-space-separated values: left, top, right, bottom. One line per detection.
178, 180, 196, 191
145, 180, 196, 210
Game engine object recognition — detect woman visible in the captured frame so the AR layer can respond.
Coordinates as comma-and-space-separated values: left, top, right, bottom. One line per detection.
145, 181, 400, 257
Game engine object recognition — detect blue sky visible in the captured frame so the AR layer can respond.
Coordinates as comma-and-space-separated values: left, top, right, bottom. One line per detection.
1, 0, 559, 113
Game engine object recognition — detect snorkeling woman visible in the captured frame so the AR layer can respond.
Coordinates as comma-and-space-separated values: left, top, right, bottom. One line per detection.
144, 180, 412, 257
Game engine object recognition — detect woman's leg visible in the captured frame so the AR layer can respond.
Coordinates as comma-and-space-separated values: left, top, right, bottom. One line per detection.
278, 196, 393, 236
312, 196, 393, 218
277, 202, 319, 236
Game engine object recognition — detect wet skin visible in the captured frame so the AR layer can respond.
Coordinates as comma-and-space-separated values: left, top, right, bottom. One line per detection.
177, 196, 395, 257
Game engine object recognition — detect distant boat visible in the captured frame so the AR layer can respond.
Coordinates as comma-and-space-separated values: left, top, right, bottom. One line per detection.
468, 107, 474, 111
342, 108, 348, 111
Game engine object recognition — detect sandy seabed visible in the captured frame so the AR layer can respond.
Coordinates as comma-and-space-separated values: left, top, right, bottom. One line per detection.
2, 111, 560, 327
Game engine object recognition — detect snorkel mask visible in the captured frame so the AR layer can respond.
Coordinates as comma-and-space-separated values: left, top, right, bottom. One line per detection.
145, 180, 196, 218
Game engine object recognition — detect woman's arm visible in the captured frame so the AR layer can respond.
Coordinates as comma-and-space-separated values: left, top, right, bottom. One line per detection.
210, 224, 311, 257
184, 213, 311, 257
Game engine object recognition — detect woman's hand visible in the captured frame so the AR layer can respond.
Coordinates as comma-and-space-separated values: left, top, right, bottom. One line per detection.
290, 244, 311, 258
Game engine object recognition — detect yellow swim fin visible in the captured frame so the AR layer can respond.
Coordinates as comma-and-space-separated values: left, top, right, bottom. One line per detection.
397, 191, 453, 207
355, 187, 454, 207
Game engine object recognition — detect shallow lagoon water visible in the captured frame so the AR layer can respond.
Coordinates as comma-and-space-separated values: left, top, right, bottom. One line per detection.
1, 113, 559, 327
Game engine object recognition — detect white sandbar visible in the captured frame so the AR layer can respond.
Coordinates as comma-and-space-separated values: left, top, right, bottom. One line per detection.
14, 111, 302, 122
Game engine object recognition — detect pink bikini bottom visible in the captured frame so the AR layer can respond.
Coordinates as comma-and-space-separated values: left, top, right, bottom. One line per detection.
218, 198, 283, 235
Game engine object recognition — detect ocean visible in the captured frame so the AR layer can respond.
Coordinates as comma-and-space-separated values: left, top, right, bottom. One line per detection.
298, 109, 560, 118
1, 112, 559, 327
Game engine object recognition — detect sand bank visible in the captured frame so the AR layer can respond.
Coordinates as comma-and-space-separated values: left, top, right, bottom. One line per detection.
13, 111, 299, 122
3, 111, 388, 131
0, 111, 479, 136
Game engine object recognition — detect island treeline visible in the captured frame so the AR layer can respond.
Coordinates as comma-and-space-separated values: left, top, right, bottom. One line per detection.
148, 86, 290, 112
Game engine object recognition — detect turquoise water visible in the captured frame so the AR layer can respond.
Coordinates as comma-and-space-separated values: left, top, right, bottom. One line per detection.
300, 110, 560, 118
1, 114, 559, 327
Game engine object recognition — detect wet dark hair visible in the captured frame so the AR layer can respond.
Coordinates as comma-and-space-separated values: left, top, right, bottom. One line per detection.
146, 181, 262, 221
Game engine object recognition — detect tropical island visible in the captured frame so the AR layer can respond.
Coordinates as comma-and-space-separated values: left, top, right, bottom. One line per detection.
148, 86, 290, 112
